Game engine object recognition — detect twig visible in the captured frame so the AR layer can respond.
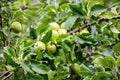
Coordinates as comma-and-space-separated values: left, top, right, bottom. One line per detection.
68, 15, 120, 34
2, 72, 14, 80
98, 16, 120, 23
69, 24, 91, 34
0, 71, 10, 77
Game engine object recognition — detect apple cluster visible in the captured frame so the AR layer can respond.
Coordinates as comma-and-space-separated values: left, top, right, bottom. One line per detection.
34, 22, 67, 54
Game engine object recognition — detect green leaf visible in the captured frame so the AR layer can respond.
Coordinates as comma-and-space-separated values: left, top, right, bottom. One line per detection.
100, 11, 115, 19
27, 73, 44, 80
23, 39, 33, 51
79, 64, 93, 76
89, 16, 98, 24
36, 18, 52, 34
58, 49, 66, 63
74, 36, 84, 44
113, 42, 120, 55
36, 51, 43, 60
65, 16, 78, 30
62, 42, 71, 52
93, 56, 116, 69
14, 68, 27, 80
7, 46, 16, 57
116, 56, 120, 66
22, 52, 34, 61
70, 45, 76, 61
47, 70, 56, 80
110, 27, 120, 33
91, 72, 112, 80
29, 26, 37, 39
21, 61, 33, 73
43, 52, 53, 60
103, 55, 116, 68
83, 76, 91, 80
41, 30, 52, 44
3, 46, 18, 67
58, 34, 73, 42
70, 4, 86, 15
14, 10, 25, 18
30, 60, 50, 74
90, 4, 106, 15
94, 64, 105, 72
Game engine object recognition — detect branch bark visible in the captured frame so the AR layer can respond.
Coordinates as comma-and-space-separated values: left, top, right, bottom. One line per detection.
2, 72, 13, 80
68, 15, 120, 34
0, 71, 10, 77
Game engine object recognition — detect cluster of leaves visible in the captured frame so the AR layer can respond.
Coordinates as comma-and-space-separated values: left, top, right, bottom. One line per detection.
0, 0, 120, 80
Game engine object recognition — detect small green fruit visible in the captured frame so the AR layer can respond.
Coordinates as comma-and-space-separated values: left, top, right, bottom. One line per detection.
52, 30, 59, 41
11, 21, 22, 33
47, 44, 56, 53
71, 63, 80, 74
58, 29, 67, 35
34, 41, 46, 52
9, 67, 16, 71
49, 22, 60, 31
79, 28, 89, 35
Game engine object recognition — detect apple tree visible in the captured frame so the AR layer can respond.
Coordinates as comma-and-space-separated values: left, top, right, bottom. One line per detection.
0, 0, 120, 80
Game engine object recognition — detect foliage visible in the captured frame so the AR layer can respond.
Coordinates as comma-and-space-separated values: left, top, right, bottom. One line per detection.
0, 0, 120, 80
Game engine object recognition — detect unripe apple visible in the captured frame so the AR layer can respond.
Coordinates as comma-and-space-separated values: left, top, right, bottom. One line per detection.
79, 28, 89, 35
34, 41, 46, 52
60, 22, 65, 29
71, 63, 80, 74
11, 21, 22, 33
9, 67, 16, 71
51, 30, 59, 41
58, 29, 67, 35
49, 22, 60, 31
47, 44, 56, 53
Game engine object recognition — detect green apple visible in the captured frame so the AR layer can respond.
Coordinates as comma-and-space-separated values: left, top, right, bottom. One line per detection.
71, 63, 80, 74
51, 30, 59, 41
11, 21, 22, 33
49, 22, 60, 31
47, 44, 56, 53
9, 67, 16, 71
79, 28, 89, 35
58, 29, 67, 35
34, 41, 46, 52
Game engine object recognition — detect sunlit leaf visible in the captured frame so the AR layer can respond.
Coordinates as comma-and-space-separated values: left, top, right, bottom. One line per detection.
110, 27, 120, 33
78, 64, 93, 76
116, 56, 120, 66
21, 61, 33, 73
30, 60, 50, 74
113, 42, 120, 55
65, 16, 79, 30
91, 72, 112, 80
100, 11, 115, 19
3, 46, 18, 67
91, 4, 106, 15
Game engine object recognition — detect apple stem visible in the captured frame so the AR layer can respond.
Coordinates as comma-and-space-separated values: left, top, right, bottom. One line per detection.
37, 35, 40, 41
